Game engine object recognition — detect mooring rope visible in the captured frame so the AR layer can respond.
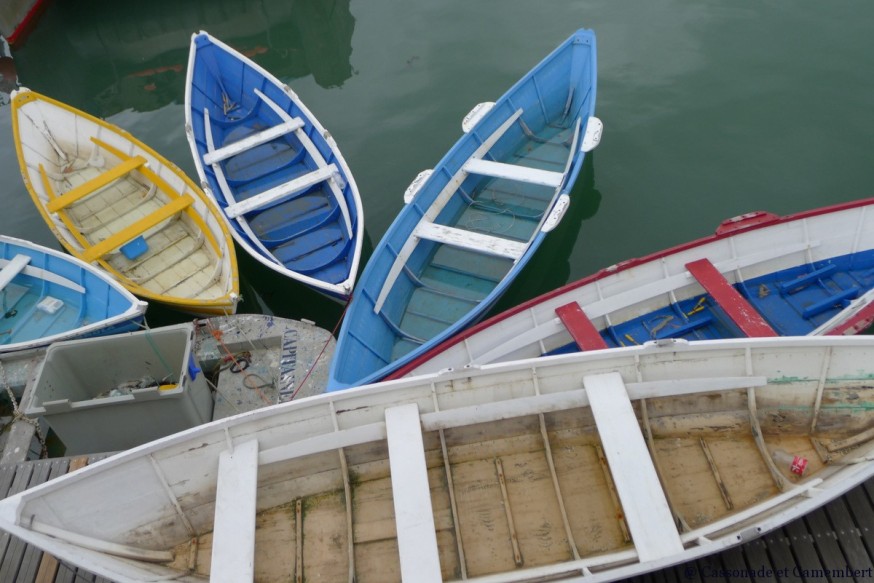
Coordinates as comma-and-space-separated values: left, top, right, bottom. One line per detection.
0, 360, 47, 459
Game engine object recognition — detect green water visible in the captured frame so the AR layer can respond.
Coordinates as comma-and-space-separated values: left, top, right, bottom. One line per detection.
2, 0, 874, 335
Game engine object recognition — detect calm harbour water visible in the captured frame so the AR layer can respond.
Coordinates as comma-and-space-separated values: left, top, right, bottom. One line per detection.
2, 0, 874, 335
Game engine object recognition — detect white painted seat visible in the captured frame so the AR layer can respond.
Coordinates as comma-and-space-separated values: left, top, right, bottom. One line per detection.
211, 439, 259, 583
373, 109, 525, 313
414, 220, 526, 260
584, 372, 685, 562
203, 116, 304, 166
204, 89, 354, 240
463, 158, 564, 188
225, 164, 338, 218
385, 404, 442, 583
0, 255, 31, 293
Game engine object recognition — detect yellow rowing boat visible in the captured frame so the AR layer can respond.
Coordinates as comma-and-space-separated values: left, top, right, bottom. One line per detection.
11, 88, 239, 315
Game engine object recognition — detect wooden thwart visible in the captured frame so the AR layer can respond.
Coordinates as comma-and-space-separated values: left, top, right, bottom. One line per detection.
555, 301, 608, 350
414, 220, 526, 260
0, 255, 31, 293
80, 195, 193, 263
203, 116, 304, 166
46, 156, 147, 213
224, 164, 337, 219
384, 404, 442, 583
685, 258, 777, 337
585, 372, 685, 562
211, 439, 260, 583
463, 158, 564, 188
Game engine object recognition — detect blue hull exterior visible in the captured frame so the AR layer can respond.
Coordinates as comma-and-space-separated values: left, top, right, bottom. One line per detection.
0, 236, 146, 352
186, 32, 363, 301
329, 29, 598, 390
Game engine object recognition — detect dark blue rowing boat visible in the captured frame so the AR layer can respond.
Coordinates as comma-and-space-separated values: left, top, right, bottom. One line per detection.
185, 31, 364, 301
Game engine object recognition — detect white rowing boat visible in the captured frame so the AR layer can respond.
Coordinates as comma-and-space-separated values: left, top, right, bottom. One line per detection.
1, 335, 873, 582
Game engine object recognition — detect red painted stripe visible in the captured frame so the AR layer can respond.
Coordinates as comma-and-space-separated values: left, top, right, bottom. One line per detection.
825, 301, 874, 336
555, 302, 609, 350
5, 0, 51, 49
685, 258, 777, 337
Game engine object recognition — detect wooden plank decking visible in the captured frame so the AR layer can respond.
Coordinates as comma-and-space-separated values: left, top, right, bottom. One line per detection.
0, 455, 114, 583
1, 455, 874, 582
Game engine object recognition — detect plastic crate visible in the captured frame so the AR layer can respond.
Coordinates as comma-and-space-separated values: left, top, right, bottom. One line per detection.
24, 323, 213, 455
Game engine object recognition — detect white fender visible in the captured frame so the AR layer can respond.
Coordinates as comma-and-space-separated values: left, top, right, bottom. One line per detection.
461, 102, 495, 133
581, 116, 603, 152
403, 169, 433, 204
541, 194, 570, 232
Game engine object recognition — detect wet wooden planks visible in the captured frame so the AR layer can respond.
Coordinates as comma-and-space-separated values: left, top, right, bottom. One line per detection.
0, 455, 113, 583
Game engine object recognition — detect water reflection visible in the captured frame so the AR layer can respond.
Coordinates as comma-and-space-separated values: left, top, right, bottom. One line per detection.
0, 36, 16, 105
12, 0, 354, 116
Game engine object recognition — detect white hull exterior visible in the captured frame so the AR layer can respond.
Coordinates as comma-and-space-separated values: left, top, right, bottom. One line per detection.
2, 336, 874, 582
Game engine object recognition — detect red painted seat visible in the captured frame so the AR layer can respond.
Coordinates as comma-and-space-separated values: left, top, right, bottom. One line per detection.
555, 302, 609, 350
684, 258, 777, 337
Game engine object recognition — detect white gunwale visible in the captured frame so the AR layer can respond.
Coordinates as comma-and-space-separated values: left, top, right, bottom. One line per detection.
469, 239, 822, 365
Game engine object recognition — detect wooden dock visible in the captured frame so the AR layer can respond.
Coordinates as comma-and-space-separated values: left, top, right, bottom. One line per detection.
0, 455, 115, 583
1, 456, 872, 582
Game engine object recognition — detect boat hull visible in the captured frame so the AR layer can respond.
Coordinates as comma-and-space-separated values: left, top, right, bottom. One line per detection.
2, 336, 874, 582
0, 235, 146, 353
185, 31, 364, 301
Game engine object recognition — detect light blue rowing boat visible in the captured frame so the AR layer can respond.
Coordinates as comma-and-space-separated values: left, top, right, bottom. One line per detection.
185, 31, 364, 301
329, 28, 602, 390
0, 235, 146, 352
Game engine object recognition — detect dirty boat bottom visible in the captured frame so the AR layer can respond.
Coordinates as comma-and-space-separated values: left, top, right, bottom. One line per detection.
167, 407, 844, 583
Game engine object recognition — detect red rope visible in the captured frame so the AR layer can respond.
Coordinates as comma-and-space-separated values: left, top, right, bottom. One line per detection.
290, 296, 351, 400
